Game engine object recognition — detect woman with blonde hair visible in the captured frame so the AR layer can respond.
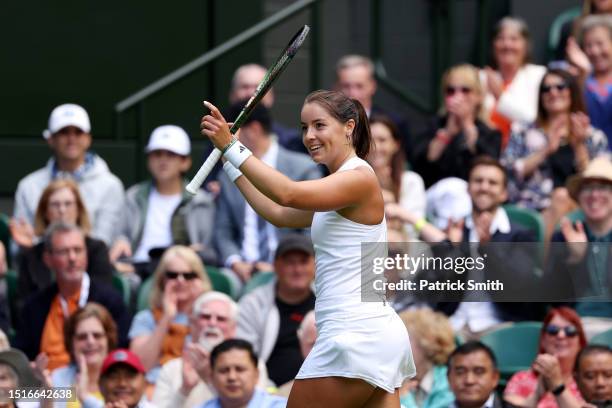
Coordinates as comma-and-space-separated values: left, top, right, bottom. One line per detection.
15, 179, 112, 299
399, 308, 456, 408
413, 64, 501, 188
128, 245, 211, 385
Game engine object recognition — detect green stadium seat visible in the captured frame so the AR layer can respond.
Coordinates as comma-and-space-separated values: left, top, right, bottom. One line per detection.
137, 276, 154, 312
481, 321, 542, 385
207, 269, 232, 297
590, 329, 612, 347
243, 271, 275, 295
503, 205, 545, 243
0, 214, 12, 267
111, 273, 131, 307
548, 6, 581, 61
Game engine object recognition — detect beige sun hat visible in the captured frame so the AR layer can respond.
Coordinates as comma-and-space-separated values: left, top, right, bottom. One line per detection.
566, 157, 612, 201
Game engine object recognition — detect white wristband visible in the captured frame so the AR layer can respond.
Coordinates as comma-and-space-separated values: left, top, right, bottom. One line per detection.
223, 161, 243, 182
223, 140, 252, 168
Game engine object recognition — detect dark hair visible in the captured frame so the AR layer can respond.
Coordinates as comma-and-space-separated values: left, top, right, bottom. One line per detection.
369, 114, 406, 201
468, 155, 508, 187
539, 307, 587, 353
64, 303, 118, 364
210, 339, 258, 369
536, 69, 587, 128
447, 341, 498, 370
574, 344, 612, 373
225, 100, 271, 134
304, 90, 371, 159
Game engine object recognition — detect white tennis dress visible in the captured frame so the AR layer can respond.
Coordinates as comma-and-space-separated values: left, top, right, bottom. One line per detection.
295, 156, 415, 393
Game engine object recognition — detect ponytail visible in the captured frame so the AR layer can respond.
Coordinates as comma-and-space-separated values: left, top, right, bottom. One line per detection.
350, 98, 371, 159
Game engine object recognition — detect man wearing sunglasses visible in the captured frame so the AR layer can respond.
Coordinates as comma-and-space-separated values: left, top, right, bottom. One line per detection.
548, 157, 612, 338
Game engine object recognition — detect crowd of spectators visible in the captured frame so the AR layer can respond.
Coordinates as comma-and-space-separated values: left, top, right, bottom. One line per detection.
0, 3, 611, 407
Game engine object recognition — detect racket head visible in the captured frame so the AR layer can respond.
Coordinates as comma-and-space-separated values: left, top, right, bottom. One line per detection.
229, 25, 310, 133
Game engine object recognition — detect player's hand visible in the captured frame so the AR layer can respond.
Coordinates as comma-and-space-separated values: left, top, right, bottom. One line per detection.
201, 101, 233, 150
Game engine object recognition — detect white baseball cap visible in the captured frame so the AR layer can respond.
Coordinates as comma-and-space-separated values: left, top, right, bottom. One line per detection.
145, 125, 191, 156
43, 103, 91, 139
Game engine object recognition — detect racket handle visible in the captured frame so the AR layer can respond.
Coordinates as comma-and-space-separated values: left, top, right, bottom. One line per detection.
186, 148, 223, 195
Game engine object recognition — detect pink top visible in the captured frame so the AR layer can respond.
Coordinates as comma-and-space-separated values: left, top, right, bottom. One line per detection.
504, 370, 583, 408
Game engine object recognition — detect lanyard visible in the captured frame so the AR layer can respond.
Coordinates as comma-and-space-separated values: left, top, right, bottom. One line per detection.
59, 273, 90, 318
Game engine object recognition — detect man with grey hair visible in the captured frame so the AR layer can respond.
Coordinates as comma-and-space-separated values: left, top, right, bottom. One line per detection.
153, 291, 271, 408
14, 222, 129, 365
335, 54, 413, 162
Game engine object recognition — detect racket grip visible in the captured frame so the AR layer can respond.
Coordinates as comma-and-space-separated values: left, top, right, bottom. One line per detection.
186, 148, 223, 195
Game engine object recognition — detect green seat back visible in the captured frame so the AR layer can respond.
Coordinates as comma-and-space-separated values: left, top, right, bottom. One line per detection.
137, 276, 154, 312
481, 322, 542, 384
207, 269, 232, 297
503, 205, 545, 242
243, 271, 275, 295
590, 329, 612, 347
111, 273, 131, 307
0, 214, 12, 267
548, 6, 581, 61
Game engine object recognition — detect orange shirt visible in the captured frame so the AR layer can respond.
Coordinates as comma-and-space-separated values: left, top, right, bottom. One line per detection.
39, 290, 80, 370
490, 82, 512, 149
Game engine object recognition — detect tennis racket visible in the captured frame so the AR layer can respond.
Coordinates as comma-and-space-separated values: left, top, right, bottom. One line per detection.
186, 24, 310, 195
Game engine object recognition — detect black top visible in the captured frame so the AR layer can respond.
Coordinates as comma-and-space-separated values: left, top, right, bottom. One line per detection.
412, 116, 501, 188
265, 292, 315, 386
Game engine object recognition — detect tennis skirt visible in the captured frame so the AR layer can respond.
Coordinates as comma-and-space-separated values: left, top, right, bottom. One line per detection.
295, 301, 415, 393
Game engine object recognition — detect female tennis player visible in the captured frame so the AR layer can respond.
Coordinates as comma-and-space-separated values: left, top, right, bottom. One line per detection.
201, 90, 414, 407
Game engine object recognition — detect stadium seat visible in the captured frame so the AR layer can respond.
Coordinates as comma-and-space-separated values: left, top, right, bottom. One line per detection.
137, 276, 154, 312
548, 6, 581, 61
503, 205, 545, 242
590, 328, 612, 347
480, 321, 542, 385
0, 214, 12, 267
111, 273, 131, 307
206, 268, 233, 297
503, 205, 545, 275
243, 271, 275, 295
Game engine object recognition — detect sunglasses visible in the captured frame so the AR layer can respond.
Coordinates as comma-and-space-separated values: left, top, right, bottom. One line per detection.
580, 183, 612, 195
545, 324, 578, 337
445, 86, 472, 96
75, 331, 106, 342
542, 83, 568, 94
165, 270, 199, 280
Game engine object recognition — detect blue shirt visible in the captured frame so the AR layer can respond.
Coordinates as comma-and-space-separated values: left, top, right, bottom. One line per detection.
585, 76, 612, 149
197, 388, 287, 408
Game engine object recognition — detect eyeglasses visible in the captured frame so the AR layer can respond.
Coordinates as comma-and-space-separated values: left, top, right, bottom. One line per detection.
445, 86, 472, 96
580, 183, 612, 195
165, 270, 199, 280
545, 324, 578, 337
51, 246, 85, 257
197, 313, 229, 323
541, 83, 569, 94
48, 200, 76, 210
75, 331, 106, 341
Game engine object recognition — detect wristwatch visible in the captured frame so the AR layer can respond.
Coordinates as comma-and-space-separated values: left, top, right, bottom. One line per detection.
552, 383, 565, 396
